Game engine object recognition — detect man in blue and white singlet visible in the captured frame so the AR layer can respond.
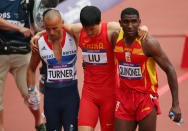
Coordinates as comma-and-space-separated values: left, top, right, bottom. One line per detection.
27, 9, 80, 131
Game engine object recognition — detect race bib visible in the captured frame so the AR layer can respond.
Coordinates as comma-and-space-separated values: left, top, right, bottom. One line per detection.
82, 49, 107, 65
47, 64, 73, 82
119, 62, 142, 80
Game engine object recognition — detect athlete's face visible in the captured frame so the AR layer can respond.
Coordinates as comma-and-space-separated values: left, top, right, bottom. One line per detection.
83, 24, 100, 38
119, 14, 140, 37
44, 16, 63, 40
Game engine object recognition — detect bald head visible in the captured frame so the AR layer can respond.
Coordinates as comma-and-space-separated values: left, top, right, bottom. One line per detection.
43, 9, 62, 22
43, 9, 64, 41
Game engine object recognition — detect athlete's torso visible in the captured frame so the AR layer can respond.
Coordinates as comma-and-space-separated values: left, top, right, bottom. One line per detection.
79, 23, 117, 90
114, 29, 158, 94
38, 28, 77, 88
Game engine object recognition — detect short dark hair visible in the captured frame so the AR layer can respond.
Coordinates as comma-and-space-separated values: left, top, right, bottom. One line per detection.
80, 6, 101, 27
121, 7, 140, 19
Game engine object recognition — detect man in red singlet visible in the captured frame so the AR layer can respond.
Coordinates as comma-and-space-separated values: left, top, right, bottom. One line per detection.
64, 6, 119, 131
30, 6, 148, 131
113, 7, 182, 131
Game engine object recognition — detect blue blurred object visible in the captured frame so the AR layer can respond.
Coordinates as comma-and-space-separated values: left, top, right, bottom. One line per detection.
169, 112, 184, 126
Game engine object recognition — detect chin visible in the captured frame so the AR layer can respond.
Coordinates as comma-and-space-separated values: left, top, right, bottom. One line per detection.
126, 32, 137, 37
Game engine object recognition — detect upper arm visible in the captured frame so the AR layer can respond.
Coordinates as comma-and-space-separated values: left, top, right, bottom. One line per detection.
64, 23, 82, 38
143, 35, 173, 72
107, 22, 121, 46
111, 31, 120, 48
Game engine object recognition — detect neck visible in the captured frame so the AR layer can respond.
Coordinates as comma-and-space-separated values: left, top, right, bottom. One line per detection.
123, 34, 138, 45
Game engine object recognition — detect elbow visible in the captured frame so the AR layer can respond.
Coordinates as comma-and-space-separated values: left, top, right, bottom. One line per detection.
164, 65, 176, 76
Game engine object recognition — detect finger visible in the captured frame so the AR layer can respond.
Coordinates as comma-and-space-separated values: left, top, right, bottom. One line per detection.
138, 34, 144, 41
174, 113, 181, 122
142, 33, 147, 40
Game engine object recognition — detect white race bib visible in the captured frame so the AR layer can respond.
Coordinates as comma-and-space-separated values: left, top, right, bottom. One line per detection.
82, 49, 107, 65
119, 62, 142, 80
47, 64, 73, 82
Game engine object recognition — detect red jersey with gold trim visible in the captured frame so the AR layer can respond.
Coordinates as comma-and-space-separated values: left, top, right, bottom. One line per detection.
114, 29, 158, 95
79, 23, 117, 89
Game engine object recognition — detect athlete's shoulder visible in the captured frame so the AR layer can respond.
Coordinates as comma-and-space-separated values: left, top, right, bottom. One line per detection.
142, 34, 159, 47
38, 33, 47, 45
142, 34, 161, 56
107, 22, 121, 31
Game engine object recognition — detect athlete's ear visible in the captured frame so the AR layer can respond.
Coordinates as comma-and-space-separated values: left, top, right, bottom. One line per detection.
119, 20, 122, 27
139, 18, 141, 24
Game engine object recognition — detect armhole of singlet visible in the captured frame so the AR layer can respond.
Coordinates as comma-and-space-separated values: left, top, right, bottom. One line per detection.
61, 28, 66, 48
104, 23, 112, 47
79, 28, 85, 48
43, 33, 53, 50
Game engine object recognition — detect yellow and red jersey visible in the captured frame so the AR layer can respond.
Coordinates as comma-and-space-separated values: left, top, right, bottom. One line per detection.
114, 29, 158, 95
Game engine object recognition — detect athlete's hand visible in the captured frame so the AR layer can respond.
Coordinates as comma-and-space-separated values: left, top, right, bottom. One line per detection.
169, 105, 182, 122
138, 25, 148, 41
30, 30, 46, 53
30, 35, 40, 53
19, 27, 33, 38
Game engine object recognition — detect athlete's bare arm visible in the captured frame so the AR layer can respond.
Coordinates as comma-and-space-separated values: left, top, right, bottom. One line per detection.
27, 49, 41, 89
107, 22, 121, 47
63, 23, 82, 46
30, 23, 81, 52
142, 34, 182, 122
30, 30, 46, 52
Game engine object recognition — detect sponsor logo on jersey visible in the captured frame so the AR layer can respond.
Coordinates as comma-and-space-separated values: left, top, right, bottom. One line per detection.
125, 52, 131, 62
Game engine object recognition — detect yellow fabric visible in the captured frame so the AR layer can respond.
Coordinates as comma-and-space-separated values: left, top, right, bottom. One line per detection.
146, 58, 157, 93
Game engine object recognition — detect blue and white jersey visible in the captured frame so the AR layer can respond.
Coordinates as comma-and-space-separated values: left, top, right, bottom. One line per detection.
38, 28, 77, 88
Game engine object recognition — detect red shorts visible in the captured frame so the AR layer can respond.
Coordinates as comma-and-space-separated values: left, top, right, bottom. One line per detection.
78, 86, 115, 131
115, 87, 161, 121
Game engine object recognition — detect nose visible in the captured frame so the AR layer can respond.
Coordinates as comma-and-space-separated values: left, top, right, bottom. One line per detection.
49, 29, 55, 35
128, 22, 133, 28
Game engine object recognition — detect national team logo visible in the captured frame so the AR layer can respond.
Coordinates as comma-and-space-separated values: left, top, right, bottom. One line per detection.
115, 101, 120, 112
125, 52, 131, 62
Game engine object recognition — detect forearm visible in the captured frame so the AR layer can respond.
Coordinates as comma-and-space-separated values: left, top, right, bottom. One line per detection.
0, 17, 21, 31
166, 66, 179, 107
27, 67, 36, 89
